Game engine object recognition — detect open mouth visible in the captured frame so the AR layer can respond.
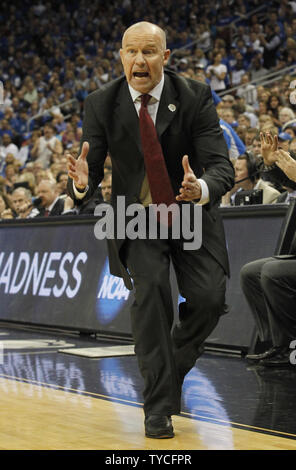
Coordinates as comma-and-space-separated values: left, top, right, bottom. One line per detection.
133, 72, 149, 78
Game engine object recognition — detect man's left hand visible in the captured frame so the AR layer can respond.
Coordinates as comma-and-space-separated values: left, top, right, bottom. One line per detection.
176, 155, 202, 202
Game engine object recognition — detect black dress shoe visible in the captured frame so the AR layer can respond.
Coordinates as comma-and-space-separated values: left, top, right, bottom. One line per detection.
245, 346, 284, 362
144, 415, 174, 439
260, 347, 292, 367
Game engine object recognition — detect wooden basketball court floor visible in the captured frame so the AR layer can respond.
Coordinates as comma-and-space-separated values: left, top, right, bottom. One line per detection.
0, 323, 296, 452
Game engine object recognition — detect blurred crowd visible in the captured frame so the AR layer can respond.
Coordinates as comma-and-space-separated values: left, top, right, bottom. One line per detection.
1, 0, 296, 219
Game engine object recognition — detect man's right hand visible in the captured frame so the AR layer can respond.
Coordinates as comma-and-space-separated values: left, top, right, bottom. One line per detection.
66, 141, 89, 190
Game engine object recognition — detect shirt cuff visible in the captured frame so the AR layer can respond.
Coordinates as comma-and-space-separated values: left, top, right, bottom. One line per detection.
195, 179, 210, 205
73, 181, 88, 199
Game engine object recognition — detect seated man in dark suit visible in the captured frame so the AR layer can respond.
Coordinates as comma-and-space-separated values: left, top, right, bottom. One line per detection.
240, 133, 296, 367
36, 179, 68, 216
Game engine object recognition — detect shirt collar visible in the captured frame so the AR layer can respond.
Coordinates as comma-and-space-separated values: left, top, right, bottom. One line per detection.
46, 196, 59, 211
128, 74, 164, 104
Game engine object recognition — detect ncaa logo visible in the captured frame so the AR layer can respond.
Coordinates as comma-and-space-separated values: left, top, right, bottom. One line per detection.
96, 258, 130, 324
178, 294, 186, 304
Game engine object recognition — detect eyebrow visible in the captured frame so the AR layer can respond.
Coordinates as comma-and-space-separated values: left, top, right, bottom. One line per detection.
125, 42, 157, 48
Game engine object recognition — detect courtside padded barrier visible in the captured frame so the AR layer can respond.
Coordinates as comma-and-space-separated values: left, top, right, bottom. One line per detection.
0, 204, 289, 352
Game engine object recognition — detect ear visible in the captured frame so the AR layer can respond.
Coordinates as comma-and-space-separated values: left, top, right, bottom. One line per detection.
119, 48, 124, 65
163, 49, 171, 65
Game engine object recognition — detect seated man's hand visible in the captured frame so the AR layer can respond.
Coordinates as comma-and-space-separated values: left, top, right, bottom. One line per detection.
1, 208, 14, 219
260, 132, 278, 166
274, 149, 296, 183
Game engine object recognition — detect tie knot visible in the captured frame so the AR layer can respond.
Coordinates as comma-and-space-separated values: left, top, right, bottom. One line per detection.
141, 94, 151, 107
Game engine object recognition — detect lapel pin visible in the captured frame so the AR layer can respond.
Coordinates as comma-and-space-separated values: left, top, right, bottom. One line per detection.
168, 104, 176, 112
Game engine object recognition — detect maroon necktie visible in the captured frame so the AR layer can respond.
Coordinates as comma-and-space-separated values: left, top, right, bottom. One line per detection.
139, 94, 175, 209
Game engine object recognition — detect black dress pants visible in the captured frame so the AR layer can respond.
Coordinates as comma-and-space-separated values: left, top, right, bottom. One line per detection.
123, 236, 226, 417
240, 257, 296, 346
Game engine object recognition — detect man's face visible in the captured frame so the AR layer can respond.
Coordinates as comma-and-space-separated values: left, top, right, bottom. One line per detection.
37, 181, 57, 207
222, 99, 234, 109
2, 134, 11, 146
237, 115, 250, 128
12, 190, 30, 215
234, 159, 250, 189
245, 132, 256, 147
279, 111, 292, 125
222, 110, 234, 124
241, 74, 249, 85
5, 153, 14, 164
101, 176, 112, 202
278, 139, 290, 151
251, 139, 261, 156
44, 126, 53, 138
120, 24, 170, 94
5, 165, 15, 179
57, 174, 68, 192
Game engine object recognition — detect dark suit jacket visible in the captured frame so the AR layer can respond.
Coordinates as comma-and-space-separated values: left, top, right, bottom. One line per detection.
38, 198, 65, 217
68, 70, 234, 289
276, 191, 288, 203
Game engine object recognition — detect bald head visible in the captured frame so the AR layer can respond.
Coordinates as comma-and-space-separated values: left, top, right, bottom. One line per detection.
37, 179, 58, 207
122, 22, 167, 50
120, 21, 170, 94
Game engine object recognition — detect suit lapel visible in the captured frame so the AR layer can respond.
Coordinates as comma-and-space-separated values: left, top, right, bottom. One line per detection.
114, 80, 142, 154
156, 73, 179, 138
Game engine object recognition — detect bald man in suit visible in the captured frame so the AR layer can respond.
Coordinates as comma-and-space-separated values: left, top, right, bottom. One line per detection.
67, 22, 234, 438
